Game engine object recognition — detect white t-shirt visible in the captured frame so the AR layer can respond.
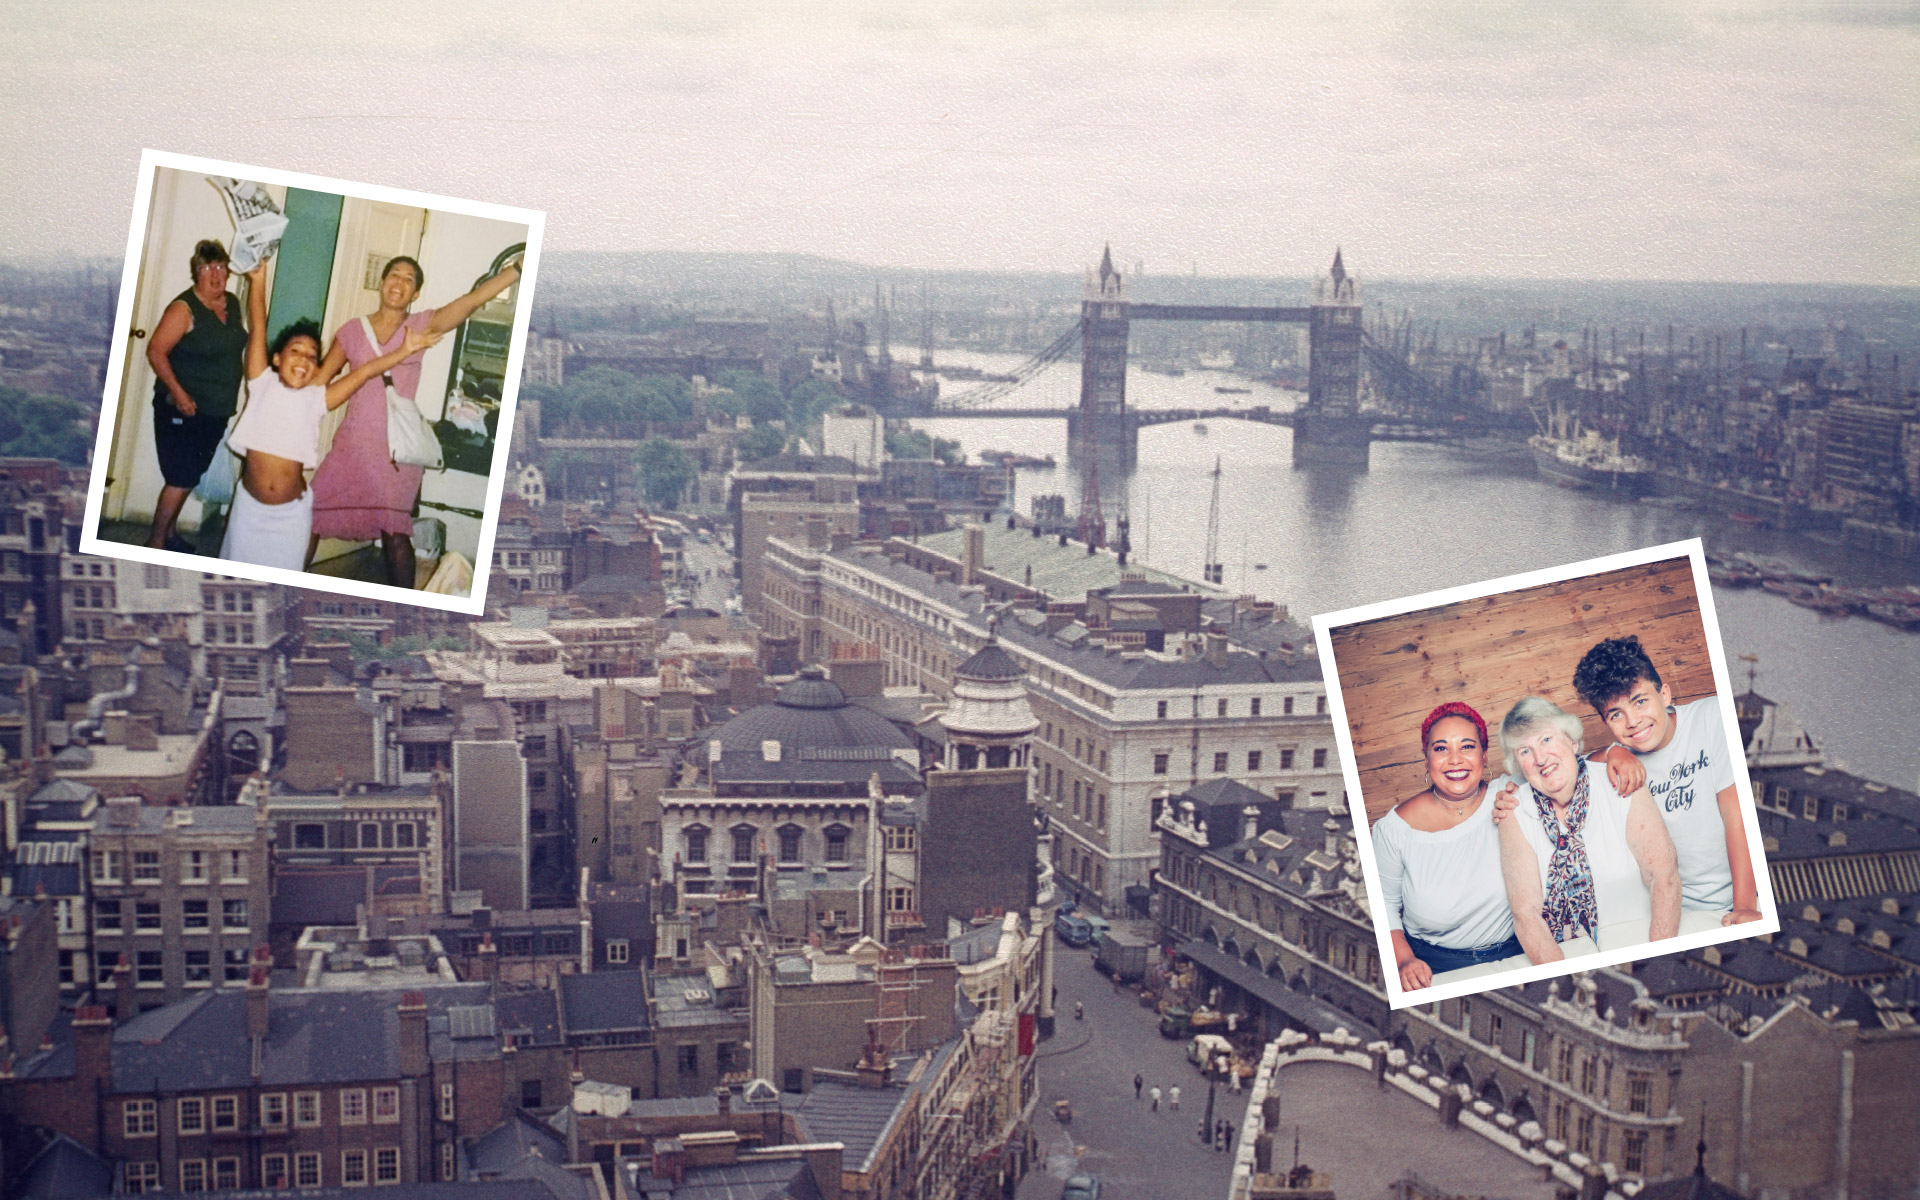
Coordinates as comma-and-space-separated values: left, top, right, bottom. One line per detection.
1509, 761, 1652, 938
1633, 698, 1737, 912
1371, 776, 1516, 951
229, 372, 328, 469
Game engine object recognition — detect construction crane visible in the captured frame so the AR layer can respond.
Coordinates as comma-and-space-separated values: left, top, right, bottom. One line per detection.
1202, 456, 1224, 584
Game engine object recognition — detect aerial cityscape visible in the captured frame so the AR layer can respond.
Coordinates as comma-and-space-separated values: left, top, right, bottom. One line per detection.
0, 238, 1915, 1200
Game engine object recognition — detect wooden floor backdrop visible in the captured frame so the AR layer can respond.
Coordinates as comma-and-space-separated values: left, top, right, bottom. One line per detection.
1329, 556, 1715, 826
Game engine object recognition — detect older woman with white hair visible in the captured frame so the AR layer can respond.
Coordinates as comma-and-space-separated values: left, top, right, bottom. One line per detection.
1497, 696, 1681, 962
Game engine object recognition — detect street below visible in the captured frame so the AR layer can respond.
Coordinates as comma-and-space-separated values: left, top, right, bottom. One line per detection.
1020, 946, 1557, 1200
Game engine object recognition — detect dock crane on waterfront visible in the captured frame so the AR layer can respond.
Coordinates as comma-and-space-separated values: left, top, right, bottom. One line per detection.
1203, 456, 1225, 584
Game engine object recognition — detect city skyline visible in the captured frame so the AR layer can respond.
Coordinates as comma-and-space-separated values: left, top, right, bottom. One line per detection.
1, 2, 1914, 286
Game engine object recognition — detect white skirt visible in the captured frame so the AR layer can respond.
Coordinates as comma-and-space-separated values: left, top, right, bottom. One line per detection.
221, 485, 312, 571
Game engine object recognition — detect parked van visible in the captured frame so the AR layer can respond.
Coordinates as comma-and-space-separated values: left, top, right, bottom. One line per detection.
1053, 911, 1094, 947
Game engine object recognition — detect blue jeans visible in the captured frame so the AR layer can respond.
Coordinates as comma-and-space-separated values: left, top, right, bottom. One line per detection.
1404, 931, 1525, 975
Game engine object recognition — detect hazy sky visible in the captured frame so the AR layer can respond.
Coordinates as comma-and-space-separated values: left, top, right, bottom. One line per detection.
2, 1, 1913, 284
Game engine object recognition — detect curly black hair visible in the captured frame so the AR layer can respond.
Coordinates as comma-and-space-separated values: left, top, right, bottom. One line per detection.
269, 318, 323, 360
1572, 635, 1662, 715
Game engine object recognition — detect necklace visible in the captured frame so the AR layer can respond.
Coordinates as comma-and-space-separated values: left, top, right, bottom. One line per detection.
1431, 786, 1480, 822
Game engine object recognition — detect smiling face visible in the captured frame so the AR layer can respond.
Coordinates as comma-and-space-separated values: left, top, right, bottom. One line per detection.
1512, 724, 1582, 802
379, 261, 421, 310
1422, 715, 1486, 803
1599, 677, 1676, 754
272, 335, 322, 389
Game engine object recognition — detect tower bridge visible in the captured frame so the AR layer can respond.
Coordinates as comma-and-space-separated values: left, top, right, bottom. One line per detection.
924, 248, 1377, 467
1076, 245, 1367, 467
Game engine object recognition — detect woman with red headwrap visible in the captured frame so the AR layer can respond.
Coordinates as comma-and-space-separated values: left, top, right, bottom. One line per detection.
1371, 701, 1527, 991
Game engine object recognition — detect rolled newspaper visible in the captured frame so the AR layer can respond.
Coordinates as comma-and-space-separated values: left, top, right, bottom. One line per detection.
207, 177, 289, 274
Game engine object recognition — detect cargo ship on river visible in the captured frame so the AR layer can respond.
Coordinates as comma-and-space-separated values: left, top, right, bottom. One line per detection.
1528, 402, 1654, 494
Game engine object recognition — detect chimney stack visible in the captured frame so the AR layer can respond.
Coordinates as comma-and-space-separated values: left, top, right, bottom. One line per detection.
397, 992, 429, 1077
476, 933, 499, 983
246, 952, 271, 1042
1242, 805, 1261, 843
961, 523, 985, 587
72, 1005, 114, 1087
651, 1138, 686, 1185
714, 1085, 732, 1115
1323, 817, 1340, 857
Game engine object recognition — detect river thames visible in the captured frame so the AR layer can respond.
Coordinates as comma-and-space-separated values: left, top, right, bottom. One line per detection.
908, 350, 1920, 793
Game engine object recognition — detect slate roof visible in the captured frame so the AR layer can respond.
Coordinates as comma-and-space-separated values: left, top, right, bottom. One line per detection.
558, 970, 650, 1035
916, 523, 1212, 603
1631, 954, 1724, 1002
994, 608, 1312, 691
29, 779, 100, 804
109, 984, 494, 1092
493, 987, 563, 1048
466, 1110, 568, 1176
955, 642, 1022, 681
1765, 817, 1920, 858
785, 1078, 915, 1173
9, 1132, 114, 1200
1689, 942, 1802, 988
633, 1157, 825, 1200
1754, 763, 1920, 826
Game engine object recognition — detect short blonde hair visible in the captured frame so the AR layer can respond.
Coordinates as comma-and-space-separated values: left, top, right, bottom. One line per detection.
1499, 696, 1584, 779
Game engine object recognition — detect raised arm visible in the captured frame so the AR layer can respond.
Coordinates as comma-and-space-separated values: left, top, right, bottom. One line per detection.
425, 256, 523, 334
146, 300, 198, 416
1716, 784, 1763, 925
324, 327, 443, 409
1499, 817, 1562, 964
312, 336, 348, 390
1623, 785, 1681, 941
244, 264, 269, 381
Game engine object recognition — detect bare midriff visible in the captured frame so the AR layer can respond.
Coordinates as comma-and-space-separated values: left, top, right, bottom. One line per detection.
241, 451, 307, 505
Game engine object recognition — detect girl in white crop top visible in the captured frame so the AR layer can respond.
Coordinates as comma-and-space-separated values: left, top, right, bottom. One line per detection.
219, 263, 439, 570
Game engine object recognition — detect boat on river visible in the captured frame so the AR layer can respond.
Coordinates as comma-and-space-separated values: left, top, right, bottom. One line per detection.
1528, 401, 1654, 495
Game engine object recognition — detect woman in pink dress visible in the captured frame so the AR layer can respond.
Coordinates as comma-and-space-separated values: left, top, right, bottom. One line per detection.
306, 253, 522, 586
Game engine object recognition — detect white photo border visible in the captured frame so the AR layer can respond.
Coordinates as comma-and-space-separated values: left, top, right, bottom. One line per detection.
80, 148, 547, 616
1310, 537, 1782, 1010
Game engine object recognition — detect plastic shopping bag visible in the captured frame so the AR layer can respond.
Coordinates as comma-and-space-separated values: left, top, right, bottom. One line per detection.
207, 178, 288, 274
192, 416, 241, 506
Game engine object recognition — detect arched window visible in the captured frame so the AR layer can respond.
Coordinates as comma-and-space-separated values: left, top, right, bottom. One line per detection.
823, 824, 850, 864
732, 825, 757, 864
227, 730, 260, 777
777, 825, 803, 864
684, 826, 708, 864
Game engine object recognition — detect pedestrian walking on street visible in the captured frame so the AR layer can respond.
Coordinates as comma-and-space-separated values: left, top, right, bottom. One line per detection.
1133, 1074, 1144, 1099
1169, 1085, 1181, 1111
1150, 1086, 1161, 1112
1229, 1068, 1242, 1094
1223, 1121, 1235, 1152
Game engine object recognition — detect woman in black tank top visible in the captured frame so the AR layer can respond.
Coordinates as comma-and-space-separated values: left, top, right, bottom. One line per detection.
144, 239, 248, 551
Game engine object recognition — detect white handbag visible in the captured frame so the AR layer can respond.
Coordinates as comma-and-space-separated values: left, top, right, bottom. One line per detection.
360, 316, 443, 470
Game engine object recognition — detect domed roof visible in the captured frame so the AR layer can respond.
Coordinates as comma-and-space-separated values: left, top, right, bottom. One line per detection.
955, 642, 1023, 682
774, 666, 847, 710
711, 665, 911, 755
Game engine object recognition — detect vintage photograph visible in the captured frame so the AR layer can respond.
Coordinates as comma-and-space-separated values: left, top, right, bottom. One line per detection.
1, 7, 1915, 1200
81, 151, 542, 613
1317, 542, 1780, 1007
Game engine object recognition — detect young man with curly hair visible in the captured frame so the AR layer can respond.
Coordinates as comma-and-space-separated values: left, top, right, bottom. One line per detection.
1571, 635, 1762, 926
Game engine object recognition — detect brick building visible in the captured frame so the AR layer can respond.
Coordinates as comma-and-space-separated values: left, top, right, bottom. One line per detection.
85, 797, 271, 1010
